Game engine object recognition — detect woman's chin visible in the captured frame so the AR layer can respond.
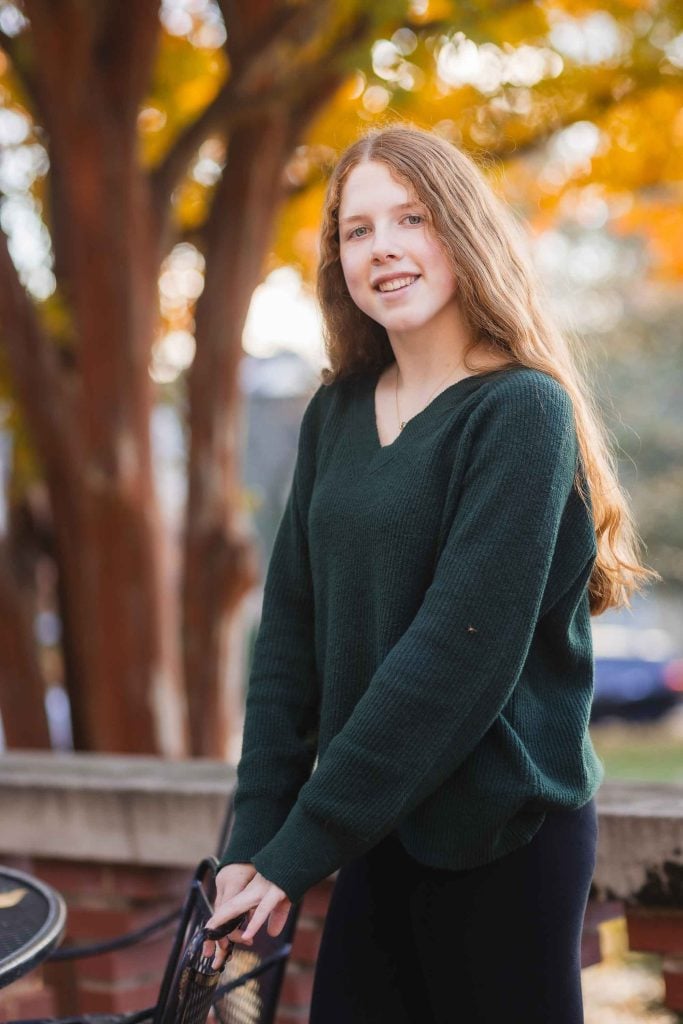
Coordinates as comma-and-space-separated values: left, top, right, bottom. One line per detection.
381, 316, 432, 338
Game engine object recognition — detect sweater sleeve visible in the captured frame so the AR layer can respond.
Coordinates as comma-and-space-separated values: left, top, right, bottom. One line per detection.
250, 376, 584, 902
219, 386, 324, 866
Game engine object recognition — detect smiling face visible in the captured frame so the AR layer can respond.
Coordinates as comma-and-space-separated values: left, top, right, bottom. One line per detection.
338, 160, 460, 344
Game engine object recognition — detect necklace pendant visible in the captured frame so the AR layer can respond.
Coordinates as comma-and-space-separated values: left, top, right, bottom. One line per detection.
399, 420, 406, 431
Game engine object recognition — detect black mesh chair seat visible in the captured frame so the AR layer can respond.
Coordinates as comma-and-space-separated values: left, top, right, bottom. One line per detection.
0, 868, 66, 989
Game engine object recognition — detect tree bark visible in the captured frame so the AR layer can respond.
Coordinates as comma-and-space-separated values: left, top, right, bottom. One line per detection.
0, 539, 50, 749
2, 0, 186, 753
182, 111, 294, 756
46, 97, 184, 754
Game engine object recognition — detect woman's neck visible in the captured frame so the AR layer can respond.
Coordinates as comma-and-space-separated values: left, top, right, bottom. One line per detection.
387, 297, 488, 393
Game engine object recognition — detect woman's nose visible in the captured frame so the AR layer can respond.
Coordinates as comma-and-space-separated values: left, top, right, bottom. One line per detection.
371, 229, 401, 262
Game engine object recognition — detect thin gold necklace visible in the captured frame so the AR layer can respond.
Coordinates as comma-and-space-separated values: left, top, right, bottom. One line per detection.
394, 361, 464, 431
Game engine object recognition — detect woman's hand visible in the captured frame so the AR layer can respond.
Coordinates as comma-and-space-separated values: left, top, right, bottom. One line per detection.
203, 863, 292, 971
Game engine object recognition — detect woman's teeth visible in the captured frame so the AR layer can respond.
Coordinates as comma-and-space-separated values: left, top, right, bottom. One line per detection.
377, 275, 419, 293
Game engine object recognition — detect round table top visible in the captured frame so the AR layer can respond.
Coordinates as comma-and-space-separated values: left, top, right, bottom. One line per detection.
0, 865, 67, 988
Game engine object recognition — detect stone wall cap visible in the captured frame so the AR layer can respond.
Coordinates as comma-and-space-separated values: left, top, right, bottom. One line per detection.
0, 751, 234, 795
595, 781, 683, 820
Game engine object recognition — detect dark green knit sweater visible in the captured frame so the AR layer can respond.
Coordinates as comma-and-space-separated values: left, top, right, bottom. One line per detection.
220, 365, 604, 903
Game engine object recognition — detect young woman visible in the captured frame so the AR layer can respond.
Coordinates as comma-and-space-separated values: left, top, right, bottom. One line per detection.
204, 124, 657, 1023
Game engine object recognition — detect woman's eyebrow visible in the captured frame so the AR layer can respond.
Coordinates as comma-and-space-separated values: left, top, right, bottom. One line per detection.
339, 201, 422, 225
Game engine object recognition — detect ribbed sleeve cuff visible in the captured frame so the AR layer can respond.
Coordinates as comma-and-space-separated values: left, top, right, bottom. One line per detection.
250, 802, 361, 904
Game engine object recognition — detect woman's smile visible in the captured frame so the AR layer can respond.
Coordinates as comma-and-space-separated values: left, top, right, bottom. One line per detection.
374, 274, 421, 296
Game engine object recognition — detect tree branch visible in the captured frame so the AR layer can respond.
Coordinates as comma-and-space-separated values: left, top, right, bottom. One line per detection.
23, 0, 94, 95
0, 28, 46, 123
484, 72, 660, 165
148, 81, 303, 239
0, 28, 20, 67
94, 0, 162, 124
215, 0, 245, 58
148, 3, 305, 224
149, 1, 364, 235
0, 536, 51, 750
0, 221, 75, 473
215, 0, 296, 73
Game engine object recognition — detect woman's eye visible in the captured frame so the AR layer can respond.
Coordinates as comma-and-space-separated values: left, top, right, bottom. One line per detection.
404, 214, 423, 225
348, 225, 368, 239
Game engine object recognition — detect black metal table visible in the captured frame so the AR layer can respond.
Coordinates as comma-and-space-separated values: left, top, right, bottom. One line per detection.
0, 865, 67, 988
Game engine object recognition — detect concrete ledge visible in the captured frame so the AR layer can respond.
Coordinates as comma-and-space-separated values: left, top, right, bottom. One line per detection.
0, 754, 681, 901
0, 752, 234, 867
592, 781, 683, 906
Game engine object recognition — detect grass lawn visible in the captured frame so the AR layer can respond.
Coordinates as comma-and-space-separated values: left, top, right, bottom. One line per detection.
590, 710, 683, 783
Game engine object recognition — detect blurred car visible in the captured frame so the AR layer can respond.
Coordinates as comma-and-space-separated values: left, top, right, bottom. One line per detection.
591, 622, 683, 722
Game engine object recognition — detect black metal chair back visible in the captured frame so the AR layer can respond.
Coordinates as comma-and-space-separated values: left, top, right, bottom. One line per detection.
153, 854, 301, 1024
152, 856, 224, 1024
11, 848, 299, 1024
208, 901, 300, 1024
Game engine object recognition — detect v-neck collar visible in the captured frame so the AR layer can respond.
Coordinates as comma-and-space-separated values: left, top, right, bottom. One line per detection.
361, 364, 521, 468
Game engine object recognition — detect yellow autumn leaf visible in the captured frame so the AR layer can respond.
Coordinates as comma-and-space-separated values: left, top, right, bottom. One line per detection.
0, 888, 28, 909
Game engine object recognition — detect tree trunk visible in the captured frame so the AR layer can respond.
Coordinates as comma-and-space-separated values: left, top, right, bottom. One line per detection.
0, 540, 50, 749
182, 111, 294, 756
46, 118, 183, 753
8, 0, 185, 753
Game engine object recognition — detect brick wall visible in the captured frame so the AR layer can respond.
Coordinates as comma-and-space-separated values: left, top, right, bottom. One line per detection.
0, 855, 188, 1019
0, 853, 335, 1022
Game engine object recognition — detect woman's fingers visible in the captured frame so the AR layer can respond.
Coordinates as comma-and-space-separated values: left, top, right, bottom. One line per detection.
210, 936, 231, 971
267, 902, 290, 938
201, 923, 249, 962
206, 891, 257, 933
241, 890, 285, 942
202, 888, 261, 965
226, 908, 254, 946
201, 874, 291, 968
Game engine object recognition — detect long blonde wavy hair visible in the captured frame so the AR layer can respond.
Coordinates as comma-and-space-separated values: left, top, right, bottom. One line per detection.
316, 123, 659, 616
